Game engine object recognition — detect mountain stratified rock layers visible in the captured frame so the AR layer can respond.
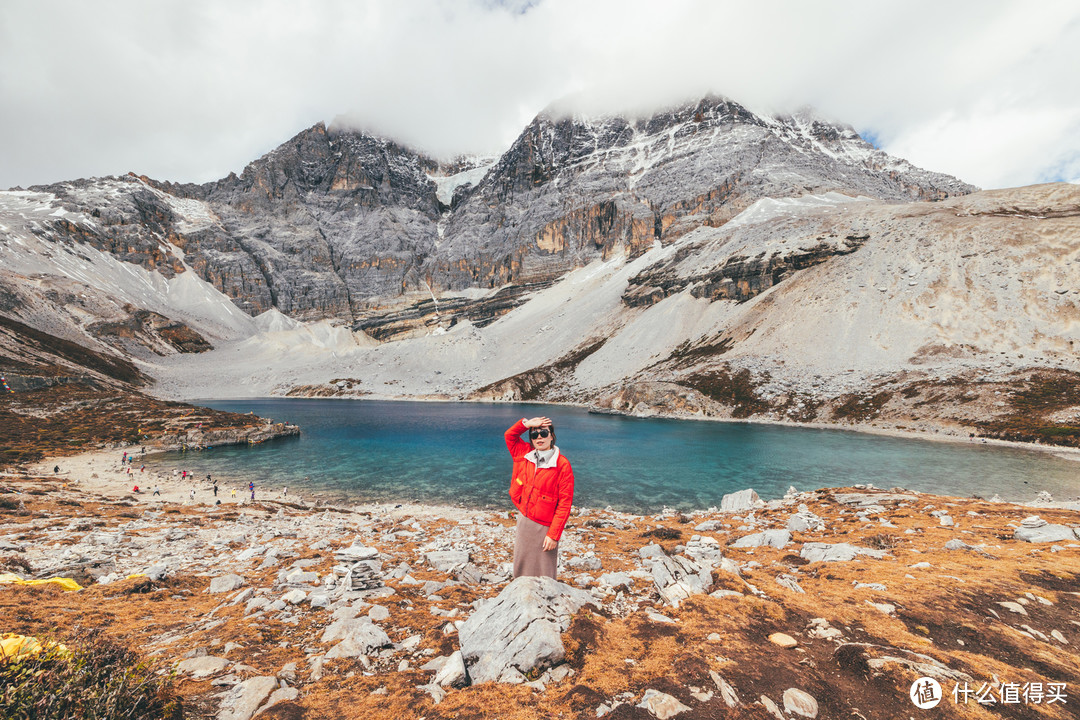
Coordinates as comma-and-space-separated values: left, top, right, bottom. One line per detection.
20, 96, 976, 323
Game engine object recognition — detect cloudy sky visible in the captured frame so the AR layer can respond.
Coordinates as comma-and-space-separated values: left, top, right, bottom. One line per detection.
2, 0, 1078, 190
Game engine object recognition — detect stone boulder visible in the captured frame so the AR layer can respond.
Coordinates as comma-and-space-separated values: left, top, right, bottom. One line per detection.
458, 576, 593, 684
720, 489, 763, 512
1013, 516, 1077, 543
209, 574, 245, 594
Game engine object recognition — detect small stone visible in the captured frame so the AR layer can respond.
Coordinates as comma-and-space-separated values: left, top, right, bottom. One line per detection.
761, 695, 786, 720
709, 670, 741, 707
997, 601, 1028, 616
1051, 630, 1069, 644
768, 633, 797, 648
783, 688, 819, 718
433, 650, 468, 688
417, 682, 446, 704
368, 605, 390, 621
637, 688, 691, 719
175, 656, 229, 678
281, 589, 307, 605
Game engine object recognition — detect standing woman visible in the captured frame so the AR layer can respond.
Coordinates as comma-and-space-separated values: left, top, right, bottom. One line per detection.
505, 416, 574, 579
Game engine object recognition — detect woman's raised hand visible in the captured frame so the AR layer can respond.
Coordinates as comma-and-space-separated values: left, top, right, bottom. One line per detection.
523, 416, 552, 429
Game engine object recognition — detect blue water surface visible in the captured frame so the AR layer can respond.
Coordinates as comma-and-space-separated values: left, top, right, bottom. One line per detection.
149, 399, 1080, 513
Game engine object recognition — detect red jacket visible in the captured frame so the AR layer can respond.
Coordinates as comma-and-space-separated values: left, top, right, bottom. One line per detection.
505, 420, 574, 541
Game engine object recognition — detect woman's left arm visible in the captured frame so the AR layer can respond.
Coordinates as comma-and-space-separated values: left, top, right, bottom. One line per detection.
545, 460, 575, 544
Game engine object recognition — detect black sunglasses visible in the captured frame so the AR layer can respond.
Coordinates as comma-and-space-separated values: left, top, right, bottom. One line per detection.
529, 429, 551, 439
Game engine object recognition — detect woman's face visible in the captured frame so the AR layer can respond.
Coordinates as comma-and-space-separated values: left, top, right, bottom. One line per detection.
530, 427, 554, 451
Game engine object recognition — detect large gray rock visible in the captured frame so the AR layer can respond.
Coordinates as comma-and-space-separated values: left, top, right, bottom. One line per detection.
732, 529, 791, 549
209, 574, 245, 594
458, 576, 593, 684
323, 618, 391, 658
800, 542, 887, 563
1013, 516, 1077, 543
720, 489, 763, 512
217, 675, 278, 720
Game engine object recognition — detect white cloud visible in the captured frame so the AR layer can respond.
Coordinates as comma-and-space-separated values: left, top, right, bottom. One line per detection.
0, 0, 1077, 190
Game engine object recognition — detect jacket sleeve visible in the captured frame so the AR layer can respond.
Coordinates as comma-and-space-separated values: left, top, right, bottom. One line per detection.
506, 420, 529, 513
546, 459, 575, 541
505, 419, 530, 458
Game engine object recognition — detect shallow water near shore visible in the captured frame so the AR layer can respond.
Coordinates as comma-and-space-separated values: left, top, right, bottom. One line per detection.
149, 398, 1080, 512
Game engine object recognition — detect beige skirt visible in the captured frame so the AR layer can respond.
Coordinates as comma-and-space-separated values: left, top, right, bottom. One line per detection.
513, 515, 558, 579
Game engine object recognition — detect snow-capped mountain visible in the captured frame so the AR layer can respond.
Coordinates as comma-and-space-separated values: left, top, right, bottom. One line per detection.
1, 95, 974, 332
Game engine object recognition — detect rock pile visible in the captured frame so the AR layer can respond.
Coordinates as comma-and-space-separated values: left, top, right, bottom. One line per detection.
333, 543, 384, 592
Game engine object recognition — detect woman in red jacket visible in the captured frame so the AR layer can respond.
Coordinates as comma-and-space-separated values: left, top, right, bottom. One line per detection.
505, 416, 575, 579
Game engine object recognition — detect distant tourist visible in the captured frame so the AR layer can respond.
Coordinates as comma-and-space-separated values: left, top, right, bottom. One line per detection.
504, 416, 574, 579
283, 487, 288, 498
53, 465, 59, 474
213, 483, 218, 497
249, 481, 255, 501
153, 486, 160, 496
132, 485, 140, 494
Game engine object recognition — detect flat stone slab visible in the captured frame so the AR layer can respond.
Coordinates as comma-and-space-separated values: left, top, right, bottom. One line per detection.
833, 493, 916, 506
176, 655, 230, 678
425, 550, 471, 572
800, 542, 887, 563
1014, 524, 1077, 543
732, 529, 791, 549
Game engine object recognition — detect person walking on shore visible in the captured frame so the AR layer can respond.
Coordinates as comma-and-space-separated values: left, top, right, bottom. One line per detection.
504, 416, 574, 579
249, 481, 255, 501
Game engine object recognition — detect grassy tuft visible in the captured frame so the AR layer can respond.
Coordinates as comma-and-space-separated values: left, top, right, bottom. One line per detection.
0, 627, 182, 720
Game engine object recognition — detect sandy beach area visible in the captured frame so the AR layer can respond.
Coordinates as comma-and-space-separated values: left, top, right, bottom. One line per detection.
30, 447, 290, 508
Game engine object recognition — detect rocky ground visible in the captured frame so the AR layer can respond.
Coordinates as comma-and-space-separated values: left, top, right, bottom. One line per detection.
2, 461, 1079, 720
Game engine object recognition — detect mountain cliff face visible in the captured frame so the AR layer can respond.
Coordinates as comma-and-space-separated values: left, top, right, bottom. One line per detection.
435, 97, 973, 291
1, 95, 975, 332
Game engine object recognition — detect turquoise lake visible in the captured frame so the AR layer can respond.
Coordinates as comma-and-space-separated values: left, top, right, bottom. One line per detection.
150, 399, 1080, 513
